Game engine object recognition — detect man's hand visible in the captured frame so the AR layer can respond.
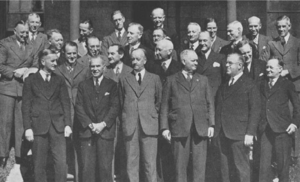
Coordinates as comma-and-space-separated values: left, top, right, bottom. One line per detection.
281, 69, 289, 77
162, 130, 171, 143
14, 67, 28, 78
93, 122, 106, 134
25, 129, 34, 142
244, 135, 254, 147
286, 124, 297, 134
207, 127, 214, 138
64, 126, 72, 137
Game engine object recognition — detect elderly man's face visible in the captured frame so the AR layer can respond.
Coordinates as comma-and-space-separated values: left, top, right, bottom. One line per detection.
108, 45, 123, 65
227, 24, 240, 41
182, 51, 198, 72
131, 50, 146, 72
28, 15, 41, 33
49, 32, 63, 51
65, 45, 78, 65
153, 29, 165, 44
90, 57, 105, 78
199, 32, 212, 53
127, 25, 141, 45
248, 18, 261, 37
226, 54, 242, 77
42, 54, 58, 73
155, 41, 171, 61
239, 44, 252, 64
152, 9, 165, 28
14, 24, 29, 43
187, 25, 200, 43
266, 59, 282, 79
87, 38, 101, 57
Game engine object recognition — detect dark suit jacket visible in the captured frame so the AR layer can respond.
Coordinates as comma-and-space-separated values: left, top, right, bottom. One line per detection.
259, 76, 300, 133
211, 36, 230, 53
101, 30, 128, 57
103, 62, 132, 83
123, 43, 155, 73
28, 32, 48, 64
245, 33, 271, 60
150, 59, 182, 83
142, 26, 179, 50
196, 50, 226, 96
243, 58, 266, 85
160, 72, 214, 137
0, 35, 37, 97
77, 54, 90, 67
75, 77, 119, 139
119, 70, 162, 136
215, 74, 261, 140
262, 35, 300, 91
22, 72, 71, 135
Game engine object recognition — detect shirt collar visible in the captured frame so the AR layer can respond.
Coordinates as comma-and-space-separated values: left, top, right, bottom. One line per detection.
114, 62, 124, 74
93, 75, 104, 86
211, 36, 217, 44
181, 69, 193, 79
161, 57, 172, 69
284, 33, 290, 43
115, 28, 125, 37
253, 34, 259, 44
29, 31, 38, 39
134, 68, 146, 80
230, 71, 243, 84
269, 76, 279, 84
190, 41, 199, 50
233, 37, 243, 45
130, 42, 141, 50
39, 69, 51, 81
204, 49, 211, 59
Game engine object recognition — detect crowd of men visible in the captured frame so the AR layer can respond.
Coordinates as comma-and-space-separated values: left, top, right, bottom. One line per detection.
0, 6, 300, 182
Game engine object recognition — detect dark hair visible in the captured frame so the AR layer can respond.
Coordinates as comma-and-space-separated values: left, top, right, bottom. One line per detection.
38, 49, 56, 68
46, 29, 61, 40
63, 41, 78, 52
153, 27, 167, 36
204, 17, 217, 30
111, 10, 124, 20
228, 53, 245, 67
14, 20, 27, 28
110, 44, 125, 55
85, 35, 100, 47
80, 18, 93, 29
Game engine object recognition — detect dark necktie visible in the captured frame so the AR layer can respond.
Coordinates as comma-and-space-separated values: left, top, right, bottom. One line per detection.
95, 78, 101, 92
45, 74, 50, 83
20, 42, 25, 51
186, 73, 192, 82
229, 77, 235, 86
118, 31, 121, 41
280, 37, 286, 46
115, 67, 120, 76
137, 73, 142, 85
269, 79, 274, 89
162, 62, 167, 72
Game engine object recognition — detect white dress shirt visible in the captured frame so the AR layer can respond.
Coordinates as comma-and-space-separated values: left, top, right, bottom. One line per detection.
134, 68, 145, 81
93, 75, 104, 86
39, 70, 51, 81
229, 72, 243, 85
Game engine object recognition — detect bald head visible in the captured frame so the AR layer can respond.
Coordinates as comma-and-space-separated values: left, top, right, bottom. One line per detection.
248, 16, 261, 37
151, 8, 165, 28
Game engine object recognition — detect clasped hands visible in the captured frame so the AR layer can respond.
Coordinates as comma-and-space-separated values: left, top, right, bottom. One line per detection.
89, 122, 106, 134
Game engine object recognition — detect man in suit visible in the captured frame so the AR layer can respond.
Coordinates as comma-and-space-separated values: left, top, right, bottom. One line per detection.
46, 29, 65, 66
54, 41, 90, 181
142, 8, 179, 51
104, 44, 132, 181
153, 39, 181, 83
183, 23, 201, 55
245, 16, 271, 61
259, 58, 300, 182
204, 18, 230, 53
0, 20, 37, 167
160, 49, 214, 182
78, 36, 102, 67
220, 21, 244, 56
119, 48, 162, 182
123, 23, 155, 72
196, 31, 226, 97
73, 19, 94, 57
75, 55, 119, 182
215, 53, 261, 182
236, 39, 266, 85
22, 48, 72, 182
101, 10, 128, 57
27, 13, 48, 64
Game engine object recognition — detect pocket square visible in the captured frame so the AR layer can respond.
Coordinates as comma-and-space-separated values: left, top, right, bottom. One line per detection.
262, 46, 266, 49
104, 92, 110, 96
259, 73, 264, 77
213, 62, 220, 67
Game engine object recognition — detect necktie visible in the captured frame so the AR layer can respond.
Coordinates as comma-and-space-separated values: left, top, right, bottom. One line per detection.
280, 37, 286, 46
229, 77, 235, 86
31, 34, 36, 41
45, 74, 50, 82
20, 42, 25, 51
118, 31, 121, 41
269, 79, 273, 88
129, 46, 134, 54
137, 73, 142, 85
186, 73, 192, 82
115, 66, 120, 76
190, 44, 194, 50
162, 62, 167, 72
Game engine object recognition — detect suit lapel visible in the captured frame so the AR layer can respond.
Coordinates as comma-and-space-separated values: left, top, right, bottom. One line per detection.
86, 78, 98, 112
125, 72, 140, 98
176, 72, 190, 91
73, 63, 84, 79
222, 74, 245, 100
268, 76, 283, 98
283, 36, 294, 55
33, 73, 59, 100
139, 71, 151, 96
202, 51, 215, 73
10, 40, 25, 61
191, 74, 200, 92
57, 65, 72, 85
272, 38, 284, 55
258, 34, 264, 53
95, 77, 111, 105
